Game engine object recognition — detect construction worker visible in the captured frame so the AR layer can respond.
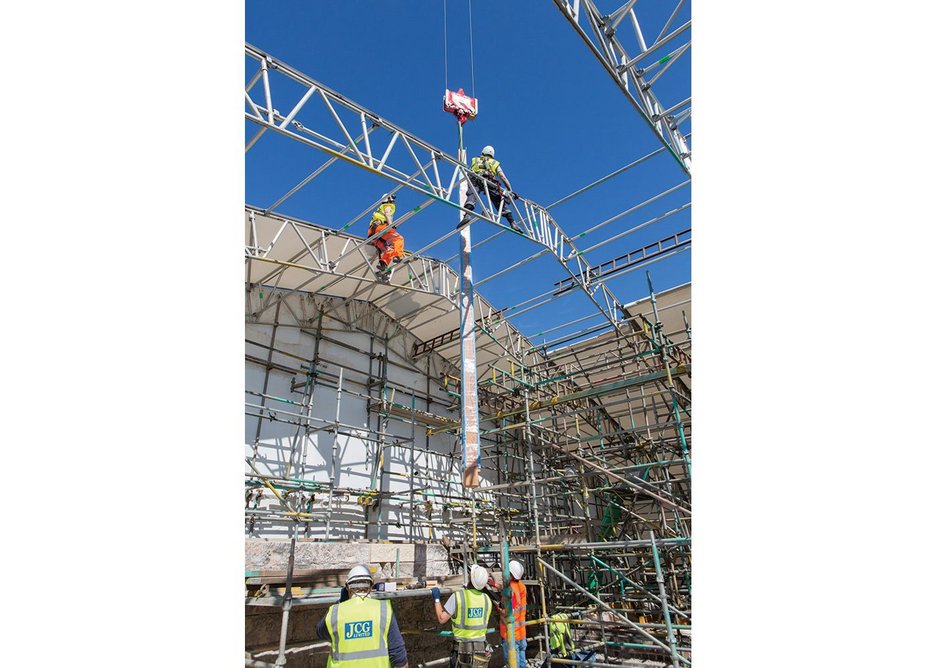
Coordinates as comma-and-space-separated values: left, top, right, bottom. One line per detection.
368, 193, 405, 272
432, 564, 493, 668
547, 612, 574, 662
460, 145, 523, 234
316, 564, 409, 668
499, 560, 527, 668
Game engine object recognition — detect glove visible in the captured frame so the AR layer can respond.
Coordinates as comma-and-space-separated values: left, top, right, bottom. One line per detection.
511, 191, 520, 200
432, 586, 441, 602
339, 586, 350, 603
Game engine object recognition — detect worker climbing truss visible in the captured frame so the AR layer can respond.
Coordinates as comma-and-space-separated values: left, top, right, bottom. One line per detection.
246, 44, 636, 331
245, 32, 691, 668
552, 1, 692, 175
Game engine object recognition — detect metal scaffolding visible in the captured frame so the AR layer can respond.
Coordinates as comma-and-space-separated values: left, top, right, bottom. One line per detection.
245, 41, 690, 668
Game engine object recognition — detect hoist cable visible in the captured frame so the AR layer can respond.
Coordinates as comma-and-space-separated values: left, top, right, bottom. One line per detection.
443, 0, 449, 90
468, 0, 476, 96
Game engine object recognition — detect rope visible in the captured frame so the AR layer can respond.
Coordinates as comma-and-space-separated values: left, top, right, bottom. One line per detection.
443, 0, 449, 90
468, 0, 476, 96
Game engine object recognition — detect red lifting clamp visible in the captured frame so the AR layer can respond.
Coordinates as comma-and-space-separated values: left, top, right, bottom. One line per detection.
443, 88, 478, 126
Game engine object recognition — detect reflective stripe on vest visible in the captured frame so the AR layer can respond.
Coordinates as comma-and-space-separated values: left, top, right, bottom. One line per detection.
452, 589, 491, 640
325, 597, 391, 668
372, 203, 396, 223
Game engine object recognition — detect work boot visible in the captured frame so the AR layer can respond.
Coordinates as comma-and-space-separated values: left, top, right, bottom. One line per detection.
458, 204, 475, 229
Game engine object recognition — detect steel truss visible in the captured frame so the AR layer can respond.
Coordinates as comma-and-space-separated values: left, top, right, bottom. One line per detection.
552, 0, 692, 174
245, 44, 634, 334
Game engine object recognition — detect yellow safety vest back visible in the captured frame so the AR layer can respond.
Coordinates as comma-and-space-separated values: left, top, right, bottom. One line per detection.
325, 596, 393, 668
471, 156, 501, 180
451, 588, 492, 641
372, 202, 396, 224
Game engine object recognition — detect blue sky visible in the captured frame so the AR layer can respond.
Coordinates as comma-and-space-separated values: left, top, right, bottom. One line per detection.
246, 0, 691, 346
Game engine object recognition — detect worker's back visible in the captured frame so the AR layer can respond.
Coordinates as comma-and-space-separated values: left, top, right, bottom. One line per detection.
471, 156, 501, 182
452, 587, 492, 641
324, 596, 393, 668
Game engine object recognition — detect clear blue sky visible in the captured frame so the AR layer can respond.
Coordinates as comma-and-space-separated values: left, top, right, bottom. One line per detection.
246, 0, 691, 345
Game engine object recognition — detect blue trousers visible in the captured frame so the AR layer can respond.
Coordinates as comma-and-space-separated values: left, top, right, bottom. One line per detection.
502, 638, 527, 668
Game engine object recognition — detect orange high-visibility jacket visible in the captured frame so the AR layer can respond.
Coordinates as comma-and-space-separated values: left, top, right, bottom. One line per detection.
499, 580, 527, 641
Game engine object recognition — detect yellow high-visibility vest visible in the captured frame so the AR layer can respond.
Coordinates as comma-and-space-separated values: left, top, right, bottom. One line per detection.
372, 202, 396, 223
548, 612, 574, 656
471, 156, 501, 180
325, 596, 393, 668
451, 588, 491, 642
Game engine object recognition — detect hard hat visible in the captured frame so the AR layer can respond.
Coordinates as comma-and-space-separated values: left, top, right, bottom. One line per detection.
469, 564, 489, 590
509, 560, 524, 581
481, 145, 495, 158
380, 192, 396, 203
346, 564, 374, 587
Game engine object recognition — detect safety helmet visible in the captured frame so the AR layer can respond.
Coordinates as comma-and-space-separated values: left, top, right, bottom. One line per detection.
469, 564, 489, 590
346, 564, 374, 587
481, 145, 495, 158
509, 560, 524, 581
380, 192, 396, 204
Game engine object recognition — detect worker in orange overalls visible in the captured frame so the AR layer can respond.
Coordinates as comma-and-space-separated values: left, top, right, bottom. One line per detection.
368, 192, 404, 272
499, 560, 528, 668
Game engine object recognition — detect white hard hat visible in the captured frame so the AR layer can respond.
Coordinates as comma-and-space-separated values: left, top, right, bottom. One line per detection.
509, 560, 524, 581
469, 564, 489, 590
481, 145, 495, 158
346, 564, 374, 587
380, 192, 396, 204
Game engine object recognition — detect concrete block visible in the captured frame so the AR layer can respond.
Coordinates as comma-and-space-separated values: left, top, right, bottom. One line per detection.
370, 543, 415, 563
245, 540, 371, 572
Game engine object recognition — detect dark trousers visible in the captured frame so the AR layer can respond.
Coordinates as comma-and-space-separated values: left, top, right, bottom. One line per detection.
464, 184, 515, 225
450, 639, 491, 668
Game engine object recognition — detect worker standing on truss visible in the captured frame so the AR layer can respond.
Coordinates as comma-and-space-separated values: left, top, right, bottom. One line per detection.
432, 564, 494, 668
459, 146, 523, 234
316, 564, 410, 668
498, 560, 528, 668
368, 193, 405, 274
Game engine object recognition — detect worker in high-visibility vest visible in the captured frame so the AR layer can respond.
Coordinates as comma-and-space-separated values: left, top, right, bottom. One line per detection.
547, 612, 575, 659
499, 560, 528, 668
459, 145, 523, 234
432, 564, 493, 668
368, 193, 405, 272
316, 564, 409, 668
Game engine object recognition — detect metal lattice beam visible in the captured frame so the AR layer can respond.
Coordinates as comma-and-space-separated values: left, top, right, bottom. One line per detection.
552, 1, 692, 175
245, 43, 637, 335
